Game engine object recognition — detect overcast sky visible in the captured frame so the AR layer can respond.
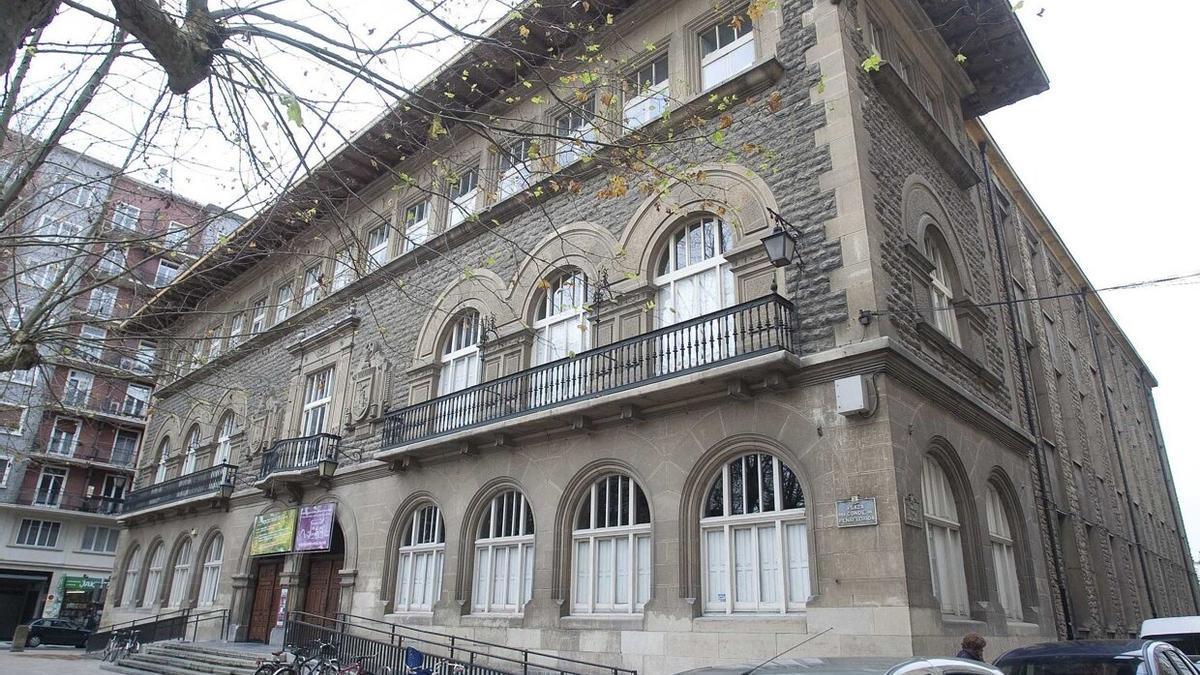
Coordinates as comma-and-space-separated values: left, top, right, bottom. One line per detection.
985, 1, 1200, 559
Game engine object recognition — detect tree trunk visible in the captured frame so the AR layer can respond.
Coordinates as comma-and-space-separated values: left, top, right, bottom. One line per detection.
0, 0, 60, 76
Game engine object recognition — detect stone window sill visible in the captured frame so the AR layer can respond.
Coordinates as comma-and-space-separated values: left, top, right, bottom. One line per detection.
916, 318, 1002, 387
559, 615, 643, 631
869, 62, 980, 189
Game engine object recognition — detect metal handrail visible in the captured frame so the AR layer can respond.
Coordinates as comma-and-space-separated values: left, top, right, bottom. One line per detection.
259, 432, 341, 479
381, 293, 795, 450
16, 488, 123, 514
86, 607, 228, 654
121, 463, 237, 513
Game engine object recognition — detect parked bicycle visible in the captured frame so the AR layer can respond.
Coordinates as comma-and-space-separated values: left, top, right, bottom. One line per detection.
102, 629, 140, 663
255, 641, 321, 675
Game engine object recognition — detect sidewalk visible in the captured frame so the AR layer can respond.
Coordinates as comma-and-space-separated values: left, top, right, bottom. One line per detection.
0, 646, 106, 674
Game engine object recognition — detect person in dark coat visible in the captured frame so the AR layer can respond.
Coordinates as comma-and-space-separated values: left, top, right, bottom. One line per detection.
957, 633, 987, 662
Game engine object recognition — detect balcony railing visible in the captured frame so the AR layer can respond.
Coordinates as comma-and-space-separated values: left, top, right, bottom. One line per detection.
259, 433, 341, 479
17, 488, 124, 515
382, 294, 794, 450
121, 463, 237, 514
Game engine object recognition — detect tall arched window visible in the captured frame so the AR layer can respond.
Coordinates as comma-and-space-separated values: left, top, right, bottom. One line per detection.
472, 490, 534, 614
142, 542, 166, 606
922, 455, 970, 616
120, 545, 141, 607
439, 311, 481, 395
154, 438, 170, 483
531, 270, 589, 405
986, 484, 1022, 620
923, 228, 961, 345
214, 412, 235, 465
654, 217, 737, 371
167, 538, 193, 607
182, 425, 201, 474
572, 474, 651, 614
198, 534, 224, 606
701, 452, 809, 614
395, 504, 444, 612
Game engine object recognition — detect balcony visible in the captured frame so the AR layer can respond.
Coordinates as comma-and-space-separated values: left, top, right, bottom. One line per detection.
256, 434, 342, 495
14, 488, 123, 516
54, 392, 149, 422
380, 294, 796, 456
120, 463, 237, 518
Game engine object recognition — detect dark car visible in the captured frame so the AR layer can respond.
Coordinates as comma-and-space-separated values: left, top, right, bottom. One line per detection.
995, 639, 1200, 675
23, 617, 92, 648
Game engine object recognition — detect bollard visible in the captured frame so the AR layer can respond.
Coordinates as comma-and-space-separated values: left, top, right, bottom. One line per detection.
11, 625, 28, 652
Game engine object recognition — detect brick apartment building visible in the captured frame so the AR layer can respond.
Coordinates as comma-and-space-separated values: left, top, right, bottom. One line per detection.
0, 141, 239, 638
102, 0, 1197, 672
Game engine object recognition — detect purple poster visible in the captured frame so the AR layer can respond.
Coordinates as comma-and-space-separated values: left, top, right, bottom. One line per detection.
295, 503, 336, 552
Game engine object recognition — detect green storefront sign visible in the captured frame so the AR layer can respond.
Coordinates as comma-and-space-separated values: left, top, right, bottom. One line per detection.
62, 576, 106, 592
250, 508, 298, 556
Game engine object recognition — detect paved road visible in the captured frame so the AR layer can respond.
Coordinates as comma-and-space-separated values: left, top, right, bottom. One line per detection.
0, 646, 107, 674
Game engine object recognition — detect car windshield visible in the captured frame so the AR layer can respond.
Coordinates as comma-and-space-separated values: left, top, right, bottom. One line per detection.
1145, 635, 1200, 657
1000, 656, 1146, 675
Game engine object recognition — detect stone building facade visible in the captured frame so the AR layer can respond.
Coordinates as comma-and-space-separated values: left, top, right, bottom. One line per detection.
103, 0, 1196, 672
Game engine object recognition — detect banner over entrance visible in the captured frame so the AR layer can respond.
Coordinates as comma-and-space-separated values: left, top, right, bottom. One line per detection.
295, 503, 336, 552
250, 509, 298, 556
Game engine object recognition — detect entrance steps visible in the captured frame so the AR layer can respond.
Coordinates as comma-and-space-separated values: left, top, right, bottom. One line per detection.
99, 642, 270, 675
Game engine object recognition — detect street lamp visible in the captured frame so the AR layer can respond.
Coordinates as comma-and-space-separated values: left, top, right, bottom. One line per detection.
760, 208, 802, 268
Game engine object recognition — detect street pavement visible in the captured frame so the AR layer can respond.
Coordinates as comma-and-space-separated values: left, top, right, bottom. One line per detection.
0, 645, 107, 674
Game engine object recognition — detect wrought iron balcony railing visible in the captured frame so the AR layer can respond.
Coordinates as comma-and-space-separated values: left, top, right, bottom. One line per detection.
16, 488, 124, 515
121, 463, 237, 514
381, 294, 795, 450
259, 433, 341, 479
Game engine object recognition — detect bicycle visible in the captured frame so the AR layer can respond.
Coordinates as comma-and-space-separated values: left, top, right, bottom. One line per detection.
102, 629, 140, 663
255, 641, 323, 675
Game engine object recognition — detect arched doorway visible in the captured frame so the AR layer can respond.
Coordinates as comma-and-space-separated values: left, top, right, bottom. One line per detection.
245, 520, 345, 642
299, 523, 344, 624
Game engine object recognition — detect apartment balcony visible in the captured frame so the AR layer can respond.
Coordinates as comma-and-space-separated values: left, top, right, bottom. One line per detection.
10, 488, 123, 517
55, 390, 149, 423
379, 294, 797, 460
37, 443, 137, 473
256, 433, 342, 495
120, 463, 237, 520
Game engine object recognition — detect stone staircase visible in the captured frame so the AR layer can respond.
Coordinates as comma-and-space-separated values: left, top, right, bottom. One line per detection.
99, 642, 271, 675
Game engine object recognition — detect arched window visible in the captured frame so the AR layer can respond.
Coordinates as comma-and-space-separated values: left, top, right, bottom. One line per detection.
922, 455, 970, 616
214, 412, 235, 465
142, 542, 166, 606
572, 475, 651, 614
198, 534, 224, 606
154, 438, 170, 483
472, 490, 534, 614
986, 484, 1022, 620
923, 228, 961, 345
167, 538, 193, 607
120, 545, 141, 607
395, 504, 444, 612
531, 270, 589, 405
439, 311, 481, 396
654, 217, 737, 371
701, 452, 809, 614
182, 425, 201, 474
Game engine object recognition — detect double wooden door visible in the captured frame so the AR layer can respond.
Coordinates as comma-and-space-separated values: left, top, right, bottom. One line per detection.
302, 555, 343, 623
247, 560, 282, 643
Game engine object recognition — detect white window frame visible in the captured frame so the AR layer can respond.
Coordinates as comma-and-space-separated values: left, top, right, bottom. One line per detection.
121, 546, 142, 606
0, 455, 11, 488
473, 490, 534, 614
554, 100, 597, 168
700, 452, 810, 615
111, 430, 139, 467
275, 283, 294, 323
331, 249, 354, 291
22, 260, 61, 289
78, 325, 106, 361
134, 340, 157, 373
402, 199, 430, 253
0, 404, 26, 435
164, 220, 188, 249
61, 177, 99, 209
81, 525, 120, 554
572, 475, 651, 615
63, 370, 93, 408
88, 286, 118, 318
100, 474, 127, 511
366, 224, 390, 267
228, 313, 245, 349
143, 542, 166, 606
249, 298, 268, 335
16, 518, 61, 548
48, 416, 82, 456
446, 167, 479, 229
214, 412, 235, 465
33, 467, 67, 507
924, 229, 961, 345
986, 484, 1023, 621
922, 456, 970, 617
699, 15, 756, 90
182, 426, 201, 475
301, 369, 334, 436
154, 259, 180, 287
436, 311, 481, 432
531, 270, 589, 406
167, 538, 192, 607
98, 247, 126, 276
624, 56, 670, 130
198, 534, 224, 606
653, 217, 737, 372
111, 202, 141, 230
301, 265, 322, 308
123, 384, 151, 418
395, 504, 445, 613
154, 439, 170, 483
497, 139, 534, 202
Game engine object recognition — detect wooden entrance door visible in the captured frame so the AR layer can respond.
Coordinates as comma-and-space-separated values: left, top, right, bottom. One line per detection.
247, 560, 283, 643
302, 555, 343, 623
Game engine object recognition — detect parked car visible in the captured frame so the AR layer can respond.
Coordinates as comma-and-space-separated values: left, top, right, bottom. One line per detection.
1142, 617, 1200, 662
995, 639, 1199, 675
677, 656, 1004, 675
23, 617, 92, 648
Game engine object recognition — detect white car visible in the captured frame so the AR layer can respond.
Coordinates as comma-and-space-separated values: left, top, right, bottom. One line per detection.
677, 656, 1004, 675
1142, 616, 1200, 662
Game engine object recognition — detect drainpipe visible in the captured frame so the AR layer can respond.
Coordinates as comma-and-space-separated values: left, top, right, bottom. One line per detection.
1082, 297, 1158, 618
1137, 365, 1200, 612
978, 139, 1075, 639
